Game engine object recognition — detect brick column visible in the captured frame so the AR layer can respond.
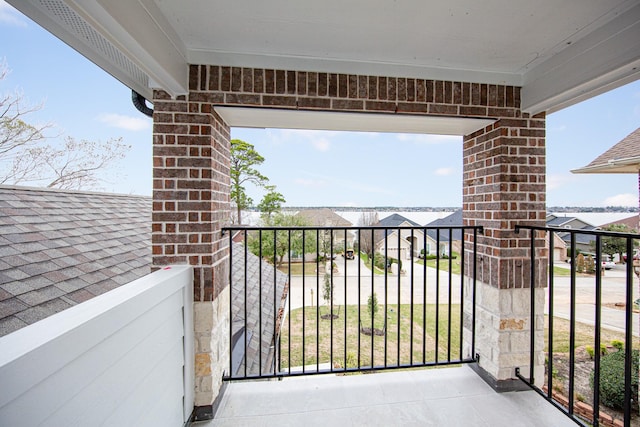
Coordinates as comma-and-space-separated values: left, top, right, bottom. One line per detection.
152, 90, 231, 413
462, 113, 547, 389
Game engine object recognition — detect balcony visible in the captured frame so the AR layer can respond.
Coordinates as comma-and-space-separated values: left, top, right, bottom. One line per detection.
1, 225, 637, 426
212, 224, 639, 427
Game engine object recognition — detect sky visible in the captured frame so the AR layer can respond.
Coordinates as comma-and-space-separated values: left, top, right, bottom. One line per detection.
1, 1, 639, 208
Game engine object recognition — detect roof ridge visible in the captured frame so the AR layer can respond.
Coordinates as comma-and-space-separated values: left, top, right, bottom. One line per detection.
0, 184, 151, 200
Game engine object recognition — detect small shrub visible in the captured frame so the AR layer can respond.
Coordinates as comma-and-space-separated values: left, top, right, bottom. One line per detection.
576, 254, 585, 273
367, 293, 379, 320
585, 345, 595, 359
585, 255, 595, 274
611, 340, 624, 351
322, 273, 332, 309
590, 349, 639, 409
586, 344, 607, 359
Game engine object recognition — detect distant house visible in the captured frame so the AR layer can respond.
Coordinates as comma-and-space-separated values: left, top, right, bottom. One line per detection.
600, 214, 639, 231
425, 209, 463, 255
546, 214, 598, 254
374, 214, 427, 260
295, 208, 355, 256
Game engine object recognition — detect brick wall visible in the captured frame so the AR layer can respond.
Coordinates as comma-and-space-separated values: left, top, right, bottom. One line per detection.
463, 115, 547, 289
152, 90, 231, 302
189, 65, 521, 118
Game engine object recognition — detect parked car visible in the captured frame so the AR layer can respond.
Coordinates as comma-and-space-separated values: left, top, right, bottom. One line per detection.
622, 253, 639, 263
343, 249, 355, 260
601, 260, 615, 270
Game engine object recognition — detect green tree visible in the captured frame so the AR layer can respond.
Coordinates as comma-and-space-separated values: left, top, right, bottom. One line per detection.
257, 184, 285, 219
248, 212, 316, 266
322, 273, 332, 307
230, 138, 267, 224
595, 224, 638, 261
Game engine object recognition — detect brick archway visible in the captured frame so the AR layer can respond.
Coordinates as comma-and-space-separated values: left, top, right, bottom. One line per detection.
152, 65, 546, 408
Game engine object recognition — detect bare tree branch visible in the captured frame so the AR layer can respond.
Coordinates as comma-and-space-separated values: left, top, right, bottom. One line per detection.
0, 62, 130, 191
0, 61, 52, 157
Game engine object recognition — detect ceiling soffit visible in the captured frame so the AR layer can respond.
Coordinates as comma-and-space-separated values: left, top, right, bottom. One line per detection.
6, 0, 640, 116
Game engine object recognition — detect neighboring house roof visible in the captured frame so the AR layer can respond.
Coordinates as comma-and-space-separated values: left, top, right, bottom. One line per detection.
600, 214, 639, 231
0, 185, 152, 337
230, 242, 288, 376
377, 213, 421, 228
295, 208, 352, 227
375, 214, 422, 243
546, 214, 596, 230
426, 209, 463, 242
572, 127, 640, 174
546, 214, 598, 246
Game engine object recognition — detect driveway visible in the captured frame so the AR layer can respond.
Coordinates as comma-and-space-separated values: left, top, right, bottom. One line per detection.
548, 263, 639, 336
285, 258, 639, 336
287, 254, 462, 309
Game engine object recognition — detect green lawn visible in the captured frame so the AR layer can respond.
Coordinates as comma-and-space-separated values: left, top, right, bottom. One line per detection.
279, 304, 463, 369
358, 252, 385, 275
416, 255, 462, 275
278, 303, 636, 373
277, 262, 323, 276
545, 315, 637, 353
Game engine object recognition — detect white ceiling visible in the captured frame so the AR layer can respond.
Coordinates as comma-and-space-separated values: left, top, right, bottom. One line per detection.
9, 0, 640, 116
215, 107, 494, 136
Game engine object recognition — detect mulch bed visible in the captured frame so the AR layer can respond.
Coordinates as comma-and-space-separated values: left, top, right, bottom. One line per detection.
547, 346, 639, 426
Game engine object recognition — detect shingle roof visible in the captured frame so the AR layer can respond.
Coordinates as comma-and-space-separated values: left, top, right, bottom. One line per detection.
546, 215, 576, 227
0, 185, 152, 336
426, 209, 463, 242
600, 214, 639, 230
572, 127, 640, 174
295, 208, 352, 227
377, 213, 420, 227
230, 242, 288, 376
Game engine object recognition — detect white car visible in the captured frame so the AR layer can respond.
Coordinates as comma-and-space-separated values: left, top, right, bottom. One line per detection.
601, 260, 615, 270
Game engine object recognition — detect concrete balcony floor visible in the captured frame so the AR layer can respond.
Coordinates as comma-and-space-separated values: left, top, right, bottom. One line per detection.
195, 365, 576, 426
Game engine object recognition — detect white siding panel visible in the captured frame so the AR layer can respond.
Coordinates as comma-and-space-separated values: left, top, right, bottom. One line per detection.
46, 307, 184, 426
0, 265, 193, 427
106, 341, 185, 427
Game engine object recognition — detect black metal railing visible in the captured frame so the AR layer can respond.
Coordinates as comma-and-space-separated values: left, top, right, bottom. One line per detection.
515, 225, 640, 427
222, 225, 483, 380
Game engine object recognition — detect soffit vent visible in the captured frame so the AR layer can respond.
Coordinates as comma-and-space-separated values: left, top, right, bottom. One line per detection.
36, 0, 149, 89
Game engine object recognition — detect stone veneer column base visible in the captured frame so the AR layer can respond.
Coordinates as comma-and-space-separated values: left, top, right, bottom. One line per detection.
463, 279, 545, 391
193, 288, 230, 410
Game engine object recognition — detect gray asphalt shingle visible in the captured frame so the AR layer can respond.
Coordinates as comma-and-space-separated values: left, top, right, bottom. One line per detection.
0, 185, 152, 336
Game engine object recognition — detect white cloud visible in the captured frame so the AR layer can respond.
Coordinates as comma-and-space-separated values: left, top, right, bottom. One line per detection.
0, 1, 27, 27
98, 113, 150, 131
270, 129, 335, 151
434, 167, 454, 176
547, 173, 576, 191
603, 193, 637, 207
311, 137, 330, 152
